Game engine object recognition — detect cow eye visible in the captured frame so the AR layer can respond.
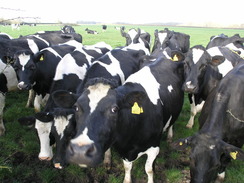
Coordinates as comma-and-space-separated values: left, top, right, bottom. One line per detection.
73, 105, 79, 112
111, 106, 119, 113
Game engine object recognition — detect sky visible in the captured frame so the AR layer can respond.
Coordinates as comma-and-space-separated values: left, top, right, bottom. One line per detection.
0, 0, 243, 26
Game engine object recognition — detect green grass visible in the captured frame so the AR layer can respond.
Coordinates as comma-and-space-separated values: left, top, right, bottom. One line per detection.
0, 24, 244, 183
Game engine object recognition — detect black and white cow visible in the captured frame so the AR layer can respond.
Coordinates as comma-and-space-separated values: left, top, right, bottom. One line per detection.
52, 52, 185, 182
85, 28, 98, 35
183, 45, 244, 128
206, 34, 244, 55
13, 44, 77, 112
173, 61, 244, 183
19, 42, 112, 167
151, 28, 190, 55
61, 25, 76, 34
121, 28, 151, 52
0, 59, 18, 136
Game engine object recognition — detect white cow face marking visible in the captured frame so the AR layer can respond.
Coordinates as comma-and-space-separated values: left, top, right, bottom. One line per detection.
128, 29, 138, 41
71, 127, 94, 146
18, 53, 31, 71
192, 48, 204, 64
87, 83, 111, 114
158, 32, 167, 45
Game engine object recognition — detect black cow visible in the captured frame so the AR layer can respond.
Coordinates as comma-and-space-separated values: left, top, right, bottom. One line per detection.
151, 28, 190, 54
13, 44, 77, 112
0, 59, 18, 136
85, 28, 98, 34
183, 45, 244, 128
52, 52, 185, 182
173, 61, 244, 183
102, 25, 107, 32
121, 28, 151, 52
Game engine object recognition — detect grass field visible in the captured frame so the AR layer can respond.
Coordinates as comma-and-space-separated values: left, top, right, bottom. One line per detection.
0, 24, 244, 183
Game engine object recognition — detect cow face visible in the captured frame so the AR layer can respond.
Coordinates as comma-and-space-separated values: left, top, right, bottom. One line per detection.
173, 134, 244, 183
14, 50, 40, 90
183, 45, 225, 94
121, 28, 141, 46
152, 29, 172, 53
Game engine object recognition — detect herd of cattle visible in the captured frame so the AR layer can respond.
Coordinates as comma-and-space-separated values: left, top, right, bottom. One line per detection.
0, 25, 244, 183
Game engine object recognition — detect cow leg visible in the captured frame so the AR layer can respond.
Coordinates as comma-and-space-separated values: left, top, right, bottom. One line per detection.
145, 146, 160, 183
35, 119, 53, 160
0, 93, 5, 136
167, 125, 173, 143
186, 98, 204, 128
26, 89, 35, 108
103, 148, 111, 169
34, 94, 49, 112
123, 160, 133, 183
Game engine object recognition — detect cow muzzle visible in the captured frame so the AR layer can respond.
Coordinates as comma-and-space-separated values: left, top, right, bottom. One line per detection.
17, 81, 31, 90
183, 81, 198, 94
66, 142, 102, 167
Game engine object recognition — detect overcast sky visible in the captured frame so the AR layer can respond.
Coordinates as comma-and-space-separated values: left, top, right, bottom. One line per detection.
0, 0, 243, 25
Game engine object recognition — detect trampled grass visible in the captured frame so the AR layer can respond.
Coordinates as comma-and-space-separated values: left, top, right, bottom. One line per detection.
0, 24, 243, 182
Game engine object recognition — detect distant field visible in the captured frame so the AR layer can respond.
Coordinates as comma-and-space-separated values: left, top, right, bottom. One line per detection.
0, 24, 243, 183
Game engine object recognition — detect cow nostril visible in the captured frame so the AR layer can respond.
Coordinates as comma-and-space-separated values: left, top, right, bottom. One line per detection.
86, 144, 96, 157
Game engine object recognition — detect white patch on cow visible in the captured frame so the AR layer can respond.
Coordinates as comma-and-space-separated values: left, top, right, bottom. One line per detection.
167, 85, 173, 92
76, 47, 94, 65
217, 60, 233, 76
192, 48, 204, 64
54, 114, 73, 139
158, 32, 167, 45
207, 47, 223, 57
41, 47, 62, 59
18, 53, 31, 71
27, 39, 39, 54
54, 54, 88, 81
35, 119, 53, 159
122, 43, 150, 55
209, 145, 215, 149
87, 83, 110, 114
32, 35, 49, 46
128, 29, 137, 41
163, 50, 171, 59
71, 127, 94, 146
217, 171, 225, 181
93, 41, 112, 51
163, 115, 172, 132
92, 52, 125, 83
125, 66, 160, 105
59, 40, 83, 48
225, 43, 244, 57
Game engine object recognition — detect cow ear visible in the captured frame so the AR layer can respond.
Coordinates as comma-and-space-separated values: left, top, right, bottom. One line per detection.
171, 137, 192, 151
123, 91, 147, 115
171, 51, 185, 62
34, 52, 44, 62
18, 116, 36, 126
210, 55, 225, 66
154, 29, 159, 38
52, 90, 79, 108
221, 141, 244, 161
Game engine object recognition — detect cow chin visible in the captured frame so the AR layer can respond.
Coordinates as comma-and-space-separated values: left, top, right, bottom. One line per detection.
66, 143, 103, 168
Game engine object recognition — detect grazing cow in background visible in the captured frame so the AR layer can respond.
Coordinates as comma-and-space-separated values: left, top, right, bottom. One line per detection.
121, 28, 151, 52
151, 28, 190, 54
173, 61, 244, 183
0, 59, 18, 136
11, 23, 20, 30
52, 52, 185, 183
61, 25, 76, 33
13, 44, 77, 112
206, 33, 244, 52
183, 45, 244, 128
102, 25, 107, 32
85, 28, 98, 34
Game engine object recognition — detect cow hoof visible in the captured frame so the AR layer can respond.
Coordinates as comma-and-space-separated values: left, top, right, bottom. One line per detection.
39, 157, 52, 161
186, 124, 193, 129
0, 128, 5, 136
54, 163, 63, 169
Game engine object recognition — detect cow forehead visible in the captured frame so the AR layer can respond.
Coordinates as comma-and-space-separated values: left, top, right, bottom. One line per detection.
87, 83, 111, 114
128, 29, 138, 39
192, 48, 204, 64
158, 32, 168, 45
18, 53, 31, 68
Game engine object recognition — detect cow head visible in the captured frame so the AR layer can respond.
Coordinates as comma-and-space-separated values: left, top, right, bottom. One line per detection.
152, 28, 172, 53
52, 78, 148, 167
172, 133, 244, 183
14, 50, 44, 90
183, 45, 225, 94
121, 28, 141, 46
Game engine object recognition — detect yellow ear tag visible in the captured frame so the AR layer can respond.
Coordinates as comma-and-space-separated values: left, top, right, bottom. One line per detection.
172, 55, 179, 61
230, 151, 238, 160
131, 102, 143, 114
40, 55, 44, 61
179, 142, 183, 146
